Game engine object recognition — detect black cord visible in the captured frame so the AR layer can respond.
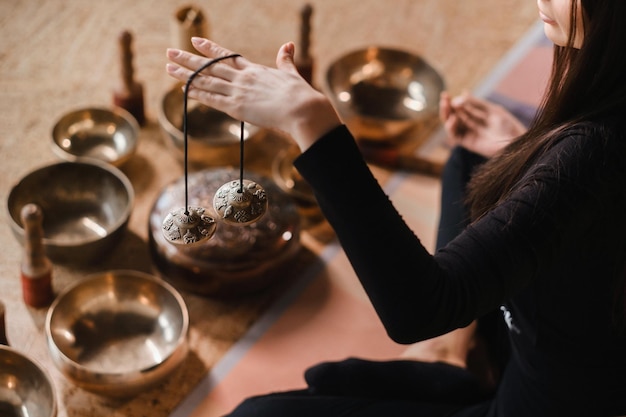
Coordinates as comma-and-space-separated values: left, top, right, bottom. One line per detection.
239, 121, 244, 192
182, 53, 242, 214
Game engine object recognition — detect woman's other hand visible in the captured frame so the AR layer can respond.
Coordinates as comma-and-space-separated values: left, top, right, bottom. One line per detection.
439, 91, 526, 158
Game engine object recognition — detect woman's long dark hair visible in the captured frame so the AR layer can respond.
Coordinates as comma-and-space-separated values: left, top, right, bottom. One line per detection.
467, 0, 626, 218
466, 0, 626, 330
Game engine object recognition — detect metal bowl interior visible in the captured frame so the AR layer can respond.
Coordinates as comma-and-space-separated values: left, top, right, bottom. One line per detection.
45, 270, 189, 397
271, 147, 316, 204
0, 345, 57, 417
325, 46, 445, 141
6, 160, 134, 264
51, 107, 139, 167
158, 82, 262, 166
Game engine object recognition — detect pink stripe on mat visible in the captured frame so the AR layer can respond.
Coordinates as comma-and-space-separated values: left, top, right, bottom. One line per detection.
189, 251, 407, 417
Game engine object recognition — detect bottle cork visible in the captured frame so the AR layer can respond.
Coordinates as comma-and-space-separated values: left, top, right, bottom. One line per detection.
295, 4, 314, 86
113, 30, 146, 126
20, 204, 54, 308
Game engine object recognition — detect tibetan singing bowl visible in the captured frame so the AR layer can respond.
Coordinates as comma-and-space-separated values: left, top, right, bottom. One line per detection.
0, 345, 57, 417
271, 147, 316, 205
325, 46, 445, 142
51, 106, 139, 167
158, 82, 264, 167
149, 168, 301, 297
6, 160, 134, 264
45, 270, 189, 398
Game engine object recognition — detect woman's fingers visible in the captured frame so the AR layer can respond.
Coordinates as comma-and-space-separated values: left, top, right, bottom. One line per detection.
164, 61, 227, 95
452, 97, 489, 126
439, 91, 452, 122
454, 106, 485, 131
443, 92, 489, 139
166, 48, 213, 72
191, 37, 240, 64
275, 42, 300, 75
443, 113, 468, 138
165, 60, 196, 82
167, 48, 242, 80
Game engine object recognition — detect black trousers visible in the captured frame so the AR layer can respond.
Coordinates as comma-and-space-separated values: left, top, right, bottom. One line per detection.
226, 359, 492, 416
435, 146, 487, 250
225, 147, 496, 417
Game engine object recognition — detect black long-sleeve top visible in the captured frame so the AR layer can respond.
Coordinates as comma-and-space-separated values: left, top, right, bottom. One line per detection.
294, 122, 626, 416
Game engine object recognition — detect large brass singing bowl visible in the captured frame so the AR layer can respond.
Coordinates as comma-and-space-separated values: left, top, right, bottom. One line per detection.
0, 345, 57, 417
325, 46, 445, 142
6, 160, 134, 264
51, 106, 139, 167
45, 270, 189, 398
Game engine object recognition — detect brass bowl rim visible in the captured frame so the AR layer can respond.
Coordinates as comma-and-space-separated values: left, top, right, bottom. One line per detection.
44, 269, 189, 377
6, 158, 135, 249
324, 45, 445, 119
51, 106, 139, 167
323, 45, 445, 142
158, 81, 260, 147
0, 344, 58, 417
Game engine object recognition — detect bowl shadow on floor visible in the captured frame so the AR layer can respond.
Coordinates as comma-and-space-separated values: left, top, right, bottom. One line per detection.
59, 348, 208, 417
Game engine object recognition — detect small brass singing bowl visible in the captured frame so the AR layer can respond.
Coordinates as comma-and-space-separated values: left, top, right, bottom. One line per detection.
44, 270, 189, 398
325, 46, 445, 142
51, 106, 139, 167
0, 345, 57, 417
6, 160, 134, 264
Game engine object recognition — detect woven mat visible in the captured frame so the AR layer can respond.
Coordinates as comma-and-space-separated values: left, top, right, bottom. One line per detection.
0, 2, 540, 416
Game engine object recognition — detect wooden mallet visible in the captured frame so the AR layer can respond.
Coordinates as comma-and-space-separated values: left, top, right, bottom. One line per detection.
113, 30, 146, 126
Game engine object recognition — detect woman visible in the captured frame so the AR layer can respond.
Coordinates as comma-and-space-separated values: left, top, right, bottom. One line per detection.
166, 0, 626, 415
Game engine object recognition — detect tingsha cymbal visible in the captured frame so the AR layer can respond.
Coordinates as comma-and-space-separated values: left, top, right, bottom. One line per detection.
162, 206, 217, 246
162, 53, 260, 245
213, 179, 267, 225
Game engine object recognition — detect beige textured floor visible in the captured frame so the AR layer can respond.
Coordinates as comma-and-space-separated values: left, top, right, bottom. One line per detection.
0, 1, 539, 416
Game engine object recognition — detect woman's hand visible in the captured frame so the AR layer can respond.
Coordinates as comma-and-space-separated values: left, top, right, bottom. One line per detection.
166, 38, 341, 151
439, 91, 526, 158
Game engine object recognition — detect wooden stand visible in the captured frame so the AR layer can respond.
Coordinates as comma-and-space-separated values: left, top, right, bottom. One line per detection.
113, 30, 146, 126
0, 301, 8, 345
20, 204, 54, 308
295, 4, 314, 86
171, 5, 208, 53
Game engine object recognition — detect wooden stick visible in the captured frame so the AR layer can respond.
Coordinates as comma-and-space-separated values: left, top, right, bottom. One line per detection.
295, 4, 314, 86
20, 203, 54, 308
113, 30, 146, 125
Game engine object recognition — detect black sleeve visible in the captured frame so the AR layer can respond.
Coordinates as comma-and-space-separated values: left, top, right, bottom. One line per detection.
294, 124, 619, 344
